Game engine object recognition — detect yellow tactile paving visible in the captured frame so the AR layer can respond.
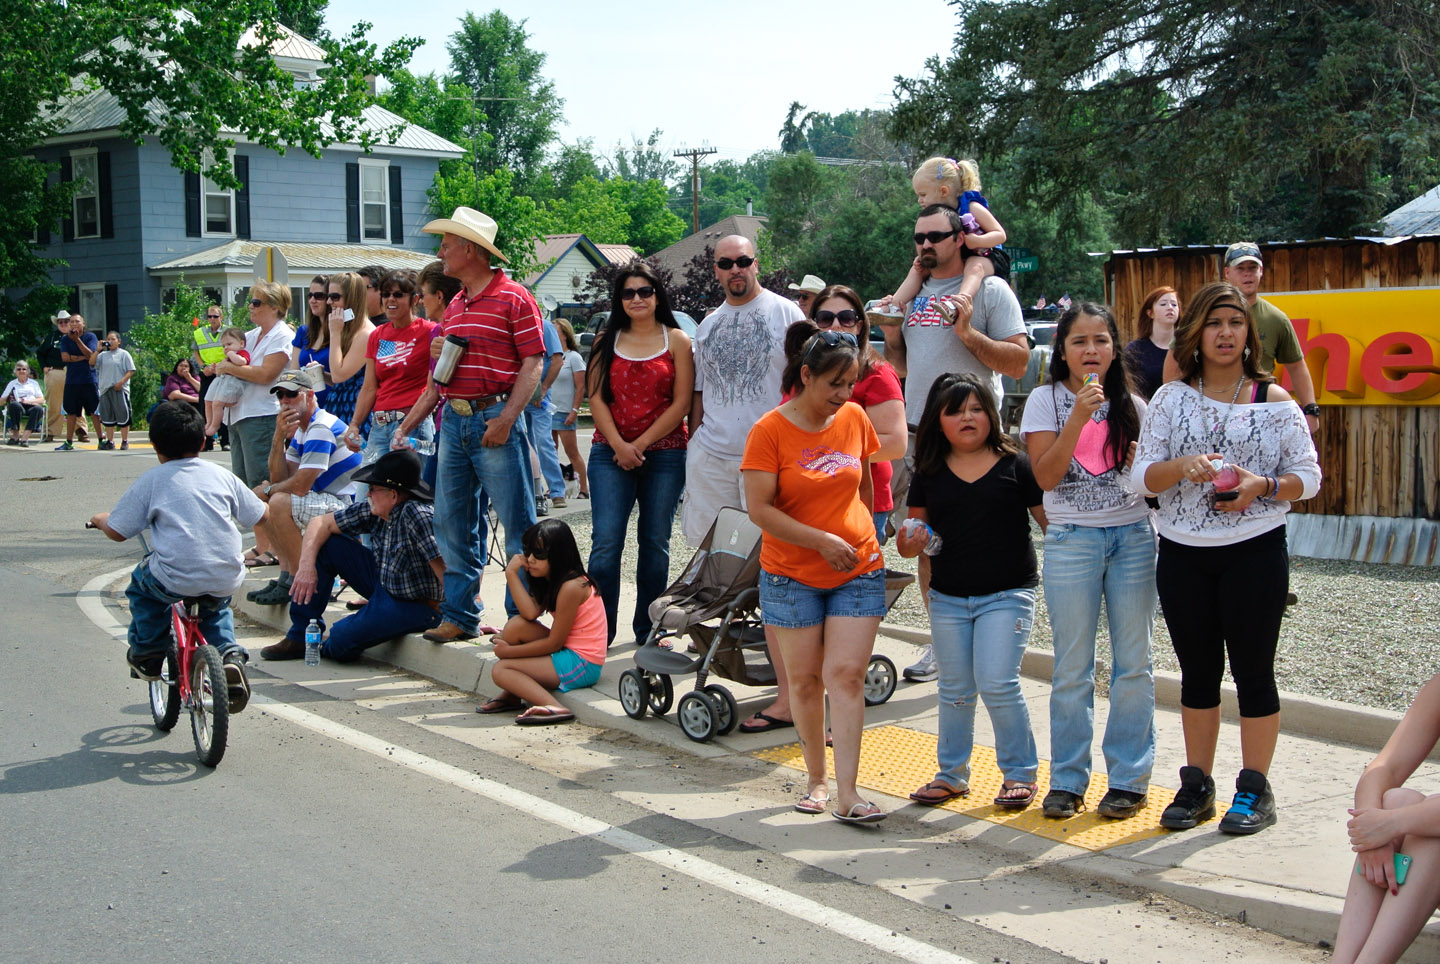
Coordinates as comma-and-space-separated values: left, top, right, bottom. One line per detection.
754, 724, 1226, 850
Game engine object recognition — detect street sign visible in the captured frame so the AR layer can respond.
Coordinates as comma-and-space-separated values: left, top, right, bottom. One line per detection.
1007, 247, 1032, 259
1012, 256, 1039, 273
253, 246, 289, 285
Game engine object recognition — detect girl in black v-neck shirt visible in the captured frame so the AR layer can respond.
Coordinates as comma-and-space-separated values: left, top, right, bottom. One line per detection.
897, 373, 1046, 811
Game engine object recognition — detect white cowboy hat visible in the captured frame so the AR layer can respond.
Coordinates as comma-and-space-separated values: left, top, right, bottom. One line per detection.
787, 274, 826, 294
421, 206, 509, 263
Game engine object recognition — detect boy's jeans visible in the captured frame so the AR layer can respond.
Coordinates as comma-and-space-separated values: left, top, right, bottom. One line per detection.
125, 559, 241, 660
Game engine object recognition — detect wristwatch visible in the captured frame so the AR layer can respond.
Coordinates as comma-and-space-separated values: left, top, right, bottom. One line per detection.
1301, 403, 1321, 417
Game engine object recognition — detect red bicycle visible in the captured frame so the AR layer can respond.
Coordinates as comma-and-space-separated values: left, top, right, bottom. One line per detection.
92, 525, 229, 767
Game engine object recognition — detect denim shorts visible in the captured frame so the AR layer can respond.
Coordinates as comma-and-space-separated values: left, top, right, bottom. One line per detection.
551, 648, 602, 692
759, 567, 887, 629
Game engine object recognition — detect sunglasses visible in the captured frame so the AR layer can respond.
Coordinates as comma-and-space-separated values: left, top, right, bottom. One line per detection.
619, 286, 655, 301
248, 298, 266, 308
914, 229, 960, 246
523, 545, 549, 561
307, 292, 326, 300
814, 309, 860, 329
801, 329, 858, 369
381, 289, 412, 298
714, 256, 755, 270
206, 314, 223, 319
275, 389, 301, 399
325, 293, 344, 302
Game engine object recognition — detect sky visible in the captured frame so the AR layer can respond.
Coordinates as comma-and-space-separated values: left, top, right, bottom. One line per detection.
324, 0, 960, 165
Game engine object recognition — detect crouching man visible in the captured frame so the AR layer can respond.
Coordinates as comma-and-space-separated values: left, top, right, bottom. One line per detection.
261, 449, 445, 661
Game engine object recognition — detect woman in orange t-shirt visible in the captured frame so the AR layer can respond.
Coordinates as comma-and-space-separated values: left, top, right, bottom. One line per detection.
741, 322, 888, 825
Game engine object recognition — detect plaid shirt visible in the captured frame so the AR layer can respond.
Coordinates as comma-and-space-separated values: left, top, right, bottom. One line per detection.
333, 498, 442, 603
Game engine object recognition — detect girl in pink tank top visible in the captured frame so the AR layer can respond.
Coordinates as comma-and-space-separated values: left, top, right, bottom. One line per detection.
480, 519, 608, 724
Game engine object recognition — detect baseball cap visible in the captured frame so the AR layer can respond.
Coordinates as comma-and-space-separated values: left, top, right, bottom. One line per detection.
1224, 242, 1263, 267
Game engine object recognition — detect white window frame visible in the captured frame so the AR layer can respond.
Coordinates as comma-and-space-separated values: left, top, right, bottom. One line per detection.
70, 149, 100, 239
201, 149, 236, 238
358, 158, 390, 242
76, 283, 107, 331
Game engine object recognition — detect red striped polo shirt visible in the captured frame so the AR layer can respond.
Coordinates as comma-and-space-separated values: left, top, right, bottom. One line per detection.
438, 268, 544, 400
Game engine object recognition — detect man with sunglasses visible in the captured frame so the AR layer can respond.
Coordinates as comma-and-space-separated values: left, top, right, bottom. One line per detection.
682, 235, 804, 547
192, 305, 229, 450
884, 204, 1029, 682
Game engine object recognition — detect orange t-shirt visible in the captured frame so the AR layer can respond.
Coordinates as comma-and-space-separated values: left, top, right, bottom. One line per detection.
740, 402, 883, 589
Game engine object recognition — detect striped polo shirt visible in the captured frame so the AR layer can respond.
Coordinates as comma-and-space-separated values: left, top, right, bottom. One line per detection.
284, 407, 361, 496
439, 268, 544, 400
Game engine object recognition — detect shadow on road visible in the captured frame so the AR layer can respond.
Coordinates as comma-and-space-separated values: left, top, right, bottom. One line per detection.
0, 722, 214, 793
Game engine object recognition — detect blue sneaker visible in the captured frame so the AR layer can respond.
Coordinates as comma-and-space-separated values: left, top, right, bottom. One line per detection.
1218, 768, 1276, 835
55, 440, 74, 451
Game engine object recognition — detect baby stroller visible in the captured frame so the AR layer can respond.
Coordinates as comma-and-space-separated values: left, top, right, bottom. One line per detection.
619, 506, 909, 744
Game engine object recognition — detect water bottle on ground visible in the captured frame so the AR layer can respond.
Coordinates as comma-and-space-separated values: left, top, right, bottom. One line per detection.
899, 518, 944, 556
402, 435, 435, 456
304, 619, 322, 666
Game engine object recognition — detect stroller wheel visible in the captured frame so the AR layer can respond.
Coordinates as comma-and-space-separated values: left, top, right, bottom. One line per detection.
863, 655, 898, 706
646, 673, 675, 716
704, 684, 739, 735
677, 690, 722, 743
619, 669, 650, 720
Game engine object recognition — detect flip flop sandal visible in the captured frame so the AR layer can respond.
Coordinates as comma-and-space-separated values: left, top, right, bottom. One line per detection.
738, 712, 794, 734
476, 696, 524, 714
909, 780, 970, 805
515, 706, 576, 726
794, 793, 829, 814
243, 550, 278, 568
993, 782, 1038, 810
833, 801, 887, 825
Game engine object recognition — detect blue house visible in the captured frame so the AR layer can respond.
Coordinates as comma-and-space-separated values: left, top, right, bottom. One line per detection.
29, 24, 464, 332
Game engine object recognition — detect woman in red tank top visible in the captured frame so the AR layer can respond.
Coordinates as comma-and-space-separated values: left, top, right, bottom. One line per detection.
585, 262, 694, 646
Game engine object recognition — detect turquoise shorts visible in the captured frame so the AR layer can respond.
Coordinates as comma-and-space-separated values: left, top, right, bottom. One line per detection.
551, 648, 602, 692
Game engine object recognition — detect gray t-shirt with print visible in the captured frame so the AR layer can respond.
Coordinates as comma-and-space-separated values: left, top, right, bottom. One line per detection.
901, 274, 1026, 424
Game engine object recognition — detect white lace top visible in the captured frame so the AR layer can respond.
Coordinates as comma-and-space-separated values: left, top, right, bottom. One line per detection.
1132, 380, 1321, 546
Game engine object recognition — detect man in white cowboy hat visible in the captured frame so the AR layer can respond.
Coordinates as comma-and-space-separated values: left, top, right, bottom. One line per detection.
393, 206, 544, 643
38, 310, 80, 442
786, 274, 826, 317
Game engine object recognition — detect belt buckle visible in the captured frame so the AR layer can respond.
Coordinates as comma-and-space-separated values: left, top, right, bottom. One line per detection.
449, 398, 473, 417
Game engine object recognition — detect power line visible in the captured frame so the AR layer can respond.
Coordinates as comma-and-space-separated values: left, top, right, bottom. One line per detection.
673, 145, 718, 234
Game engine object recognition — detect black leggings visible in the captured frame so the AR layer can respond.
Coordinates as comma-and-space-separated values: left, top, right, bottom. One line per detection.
1155, 526, 1289, 717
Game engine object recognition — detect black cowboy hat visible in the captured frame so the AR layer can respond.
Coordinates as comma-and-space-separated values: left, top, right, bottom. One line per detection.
352, 449, 433, 501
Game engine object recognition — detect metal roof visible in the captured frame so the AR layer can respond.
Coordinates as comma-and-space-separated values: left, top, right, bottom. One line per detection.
149, 240, 437, 274
1381, 184, 1440, 237
596, 243, 640, 265
238, 23, 327, 63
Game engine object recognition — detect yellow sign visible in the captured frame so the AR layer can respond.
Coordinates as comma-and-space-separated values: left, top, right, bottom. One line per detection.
1267, 289, 1440, 405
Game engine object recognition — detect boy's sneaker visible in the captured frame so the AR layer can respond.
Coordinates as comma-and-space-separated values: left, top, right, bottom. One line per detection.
535, 494, 550, 517
120, 440, 128, 450
97, 440, 113, 450
1159, 766, 1216, 830
903, 643, 939, 682
55, 440, 74, 451
1097, 788, 1148, 819
1042, 789, 1084, 819
1218, 768, 1276, 835
223, 651, 251, 713
126, 650, 164, 681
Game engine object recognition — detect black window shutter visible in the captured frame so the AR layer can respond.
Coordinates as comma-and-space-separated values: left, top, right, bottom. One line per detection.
68, 290, 80, 314
235, 155, 251, 239
184, 171, 201, 237
388, 165, 403, 244
37, 223, 50, 245
345, 163, 360, 243
98, 152, 113, 239
105, 284, 119, 329
61, 155, 74, 242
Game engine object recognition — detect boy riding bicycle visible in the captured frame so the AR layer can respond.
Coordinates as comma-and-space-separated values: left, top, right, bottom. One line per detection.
89, 401, 269, 710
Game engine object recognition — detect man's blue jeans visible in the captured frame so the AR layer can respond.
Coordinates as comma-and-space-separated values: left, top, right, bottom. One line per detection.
1043, 520, 1157, 796
928, 587, 1039, 790
586, 444, 687, 643
434, 400, 536, 631
286, 533, 440, 661
524, 402, 566, 500
125, 560, 239, 660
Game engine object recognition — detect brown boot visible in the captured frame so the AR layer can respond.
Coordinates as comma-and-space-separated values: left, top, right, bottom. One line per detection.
260, 636, 305, 660
422, 621, 476, 643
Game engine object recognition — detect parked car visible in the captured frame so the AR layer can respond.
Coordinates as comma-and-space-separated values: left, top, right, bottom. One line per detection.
578, 310, 698, 363
1027, 322, 1058, 348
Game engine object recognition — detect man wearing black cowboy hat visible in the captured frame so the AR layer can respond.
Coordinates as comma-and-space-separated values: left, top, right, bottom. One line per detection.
261, 449, 445, 662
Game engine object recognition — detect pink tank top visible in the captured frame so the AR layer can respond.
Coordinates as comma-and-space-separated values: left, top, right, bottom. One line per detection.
565, 589, 608, 665
590, 327, 688, 452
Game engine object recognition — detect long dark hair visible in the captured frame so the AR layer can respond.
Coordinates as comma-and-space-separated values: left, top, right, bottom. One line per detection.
780, 321, 861, 395
1048, 302, 1140, 470
1170, 281, 1267, 384
587, 261, 680, 405
914, 373, 1016, 475
808, 284, 881, 380
304, 274, 330, 351
520, 519, 591, 614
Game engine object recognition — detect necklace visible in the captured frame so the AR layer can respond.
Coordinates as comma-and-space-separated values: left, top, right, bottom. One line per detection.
1197, 373, 1246, 450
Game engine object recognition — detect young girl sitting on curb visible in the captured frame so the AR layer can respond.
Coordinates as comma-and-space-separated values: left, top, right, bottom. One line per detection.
476, 519, 607, 725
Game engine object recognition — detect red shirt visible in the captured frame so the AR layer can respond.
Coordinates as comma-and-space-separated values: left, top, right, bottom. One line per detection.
439, 269, 544, 399
367, 319, 438, 411
591, 330, 688, 452
851, 361, 903, 512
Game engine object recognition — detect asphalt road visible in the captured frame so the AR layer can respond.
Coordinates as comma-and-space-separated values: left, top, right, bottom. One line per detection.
0, 446, 1080, 964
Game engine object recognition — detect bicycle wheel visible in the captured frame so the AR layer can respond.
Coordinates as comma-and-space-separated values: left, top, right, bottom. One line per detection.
149, 649, 181, 731
189, 644, 229, 767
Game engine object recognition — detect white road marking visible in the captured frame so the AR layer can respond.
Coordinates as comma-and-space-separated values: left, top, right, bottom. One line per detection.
79, 565, 979, 964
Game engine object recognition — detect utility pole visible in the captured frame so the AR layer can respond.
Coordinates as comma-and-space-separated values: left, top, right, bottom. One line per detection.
674, 144, 717, 234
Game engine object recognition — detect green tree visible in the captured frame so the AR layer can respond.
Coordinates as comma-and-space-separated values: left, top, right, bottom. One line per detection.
446, 10, 564, 186
889, 0, 1440, 244
1, 0, 420, 347
616, 179, 685, 255
605, 129, 680, 184
126, 281, 218, 425
778, 102, 817, 154
429, 165, 548, 281
543, 176, 631, 244
670, 155, 775, 231
529, 139, 603, 206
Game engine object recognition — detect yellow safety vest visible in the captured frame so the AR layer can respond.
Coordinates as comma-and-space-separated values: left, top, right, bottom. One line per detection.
193, 325, 225, 365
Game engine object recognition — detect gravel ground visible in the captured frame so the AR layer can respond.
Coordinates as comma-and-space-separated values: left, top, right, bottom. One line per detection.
560, 506, 1440, 714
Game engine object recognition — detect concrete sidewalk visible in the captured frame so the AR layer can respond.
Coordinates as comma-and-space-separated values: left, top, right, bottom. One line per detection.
229, 520, 1440, 960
